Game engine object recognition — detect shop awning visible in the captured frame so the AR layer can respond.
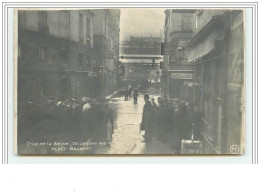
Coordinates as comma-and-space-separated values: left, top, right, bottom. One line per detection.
187, 13, 228, 62
187, 30, 217, 62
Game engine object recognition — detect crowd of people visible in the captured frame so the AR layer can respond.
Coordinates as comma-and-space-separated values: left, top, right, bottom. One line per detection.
141, 94, 203, 153
18, 88, 203, 154
18, 96, 114, 144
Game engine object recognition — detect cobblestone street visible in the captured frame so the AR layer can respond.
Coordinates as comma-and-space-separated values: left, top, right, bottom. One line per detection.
94, 93, 176, 155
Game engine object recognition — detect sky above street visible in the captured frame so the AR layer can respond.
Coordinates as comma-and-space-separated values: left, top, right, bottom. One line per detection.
120, 8, 165, 41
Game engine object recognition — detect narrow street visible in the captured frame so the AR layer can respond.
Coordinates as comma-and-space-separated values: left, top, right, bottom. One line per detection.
94, 92, 176, 155
16, 9, 245, 156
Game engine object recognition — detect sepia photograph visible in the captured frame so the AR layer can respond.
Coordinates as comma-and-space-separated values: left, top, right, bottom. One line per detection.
15, 8, 245, 155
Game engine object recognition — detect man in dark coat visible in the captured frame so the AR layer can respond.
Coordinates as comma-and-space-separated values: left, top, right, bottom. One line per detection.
190, 105, 203, 140
128, 86, 133, 98
124, 88, 129, 101
173, 101, 192, 153
133, 89, 139, 104
151, 98, 158, 109
141, 94, 154, 142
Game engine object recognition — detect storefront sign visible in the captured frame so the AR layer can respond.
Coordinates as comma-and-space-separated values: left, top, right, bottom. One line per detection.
171, 73, 193, 79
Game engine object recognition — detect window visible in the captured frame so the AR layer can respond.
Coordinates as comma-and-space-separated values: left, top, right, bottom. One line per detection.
79, 13, 84, 43
85, 55, 90, 71
103, 17, 107, 38
111, 37, 114, 51
196, 16, 198, 29
182, 13, 192, 31
86, 17, 91, 37
60, 11, 69, 35
39, 46, 47, 63
78, 53, 83, 70
86, 17, 92, 46
39, 11, 48, 31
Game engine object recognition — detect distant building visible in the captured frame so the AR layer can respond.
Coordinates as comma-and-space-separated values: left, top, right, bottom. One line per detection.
120, 55, 162, 87
119, 36, 162, 87
120, 36, 161, 55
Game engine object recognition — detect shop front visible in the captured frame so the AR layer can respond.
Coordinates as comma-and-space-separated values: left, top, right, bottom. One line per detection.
167, 70, 194, 101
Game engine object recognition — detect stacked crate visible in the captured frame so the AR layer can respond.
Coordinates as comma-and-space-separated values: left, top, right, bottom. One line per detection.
181, 140, 202, 154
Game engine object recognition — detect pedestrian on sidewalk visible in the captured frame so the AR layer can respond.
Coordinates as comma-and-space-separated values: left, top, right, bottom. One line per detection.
124, 88, 129, 101
168, 99, 176, 143
173, 101, 192, 153
133, 88, 139, 104
141, 94, 154, 143
190, 104, 203, 140
128, 86, 133, 98
151, 98, 158, 109
153, 97, 164, 141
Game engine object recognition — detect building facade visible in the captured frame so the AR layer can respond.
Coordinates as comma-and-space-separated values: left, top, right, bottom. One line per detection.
92, 9, 120, 97
18, 9, 120, 100
161, 9, 197, 100
18, 10, 96, 100
187, 9, 244, 154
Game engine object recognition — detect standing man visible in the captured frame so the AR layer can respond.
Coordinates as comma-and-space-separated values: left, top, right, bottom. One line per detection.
151, 98, 158, 109
173, 101, 192, 153
124, 88, 129, 101
128, 85, 133, 98
190, 105, 203, 140
141, 94, 154, 142
133, 88, 139, 104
